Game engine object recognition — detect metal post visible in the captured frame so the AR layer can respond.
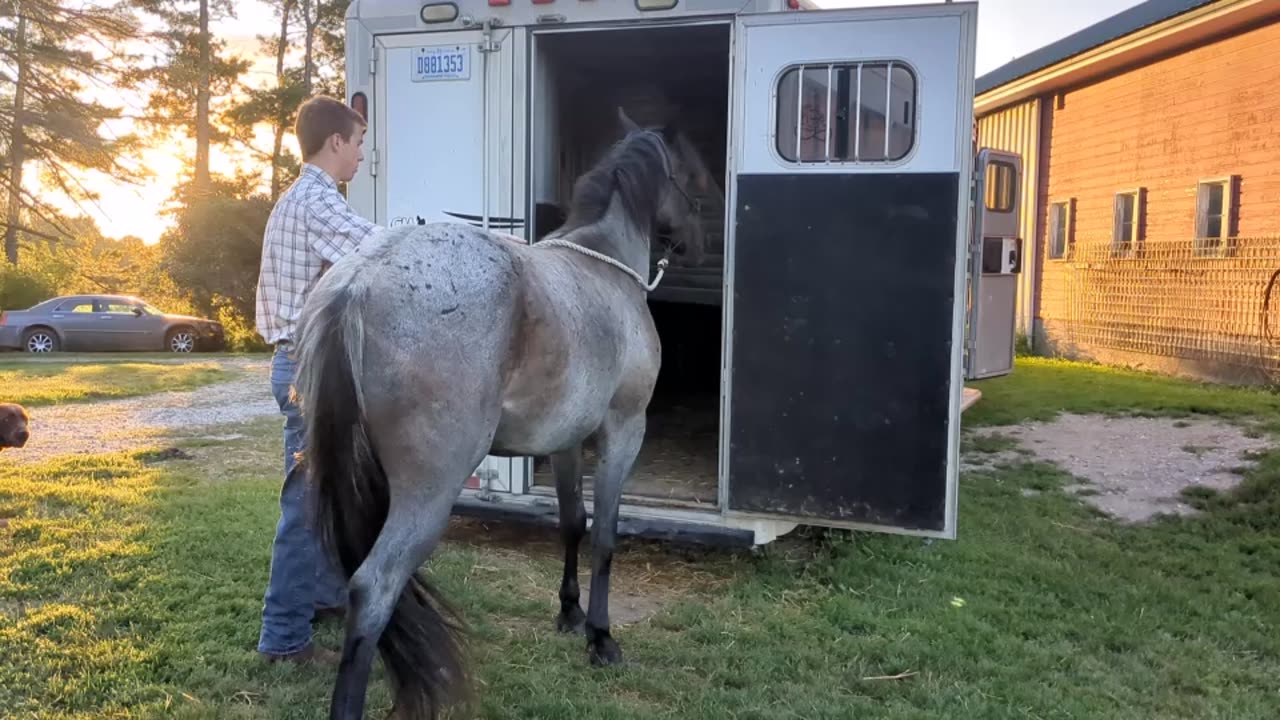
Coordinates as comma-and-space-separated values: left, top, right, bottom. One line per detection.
884, 61, 893, 158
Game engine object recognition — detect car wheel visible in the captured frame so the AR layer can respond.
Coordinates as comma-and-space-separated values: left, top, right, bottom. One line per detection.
23, 328, 59, 353
168, 328, 195, 353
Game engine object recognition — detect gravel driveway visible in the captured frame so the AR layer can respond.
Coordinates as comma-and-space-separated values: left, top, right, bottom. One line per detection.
965, 412, 1272, 523
7, 358, 277, 465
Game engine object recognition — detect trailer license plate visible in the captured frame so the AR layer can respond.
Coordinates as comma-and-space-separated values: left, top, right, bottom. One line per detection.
411, 46, 469, 82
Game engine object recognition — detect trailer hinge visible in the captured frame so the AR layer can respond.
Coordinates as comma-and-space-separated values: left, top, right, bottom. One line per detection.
369, 148, 379, 177
369, 46, 377, 76
478, 17, 503, 53
475, 467, 501, 502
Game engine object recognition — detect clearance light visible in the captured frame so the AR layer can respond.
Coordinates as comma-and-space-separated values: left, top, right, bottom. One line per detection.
487, 0, 510, 6
636, 0, 678, 9
421, 2, 459, 22
350, 92, 368, 122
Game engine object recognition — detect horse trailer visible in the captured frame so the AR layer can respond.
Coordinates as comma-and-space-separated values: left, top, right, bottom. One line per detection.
341, 0, 1022, 546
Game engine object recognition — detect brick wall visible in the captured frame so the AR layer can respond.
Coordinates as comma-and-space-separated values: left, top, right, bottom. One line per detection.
1032, 19, 1280, 381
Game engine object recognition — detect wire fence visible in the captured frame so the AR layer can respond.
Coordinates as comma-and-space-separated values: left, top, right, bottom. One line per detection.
1039, 235, 1280, 379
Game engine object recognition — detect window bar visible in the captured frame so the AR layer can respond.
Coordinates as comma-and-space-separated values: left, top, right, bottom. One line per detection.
853, 63, 862, 161
825, 64, 833, 162
884, 61, 893, 158
795, 64, 803, 162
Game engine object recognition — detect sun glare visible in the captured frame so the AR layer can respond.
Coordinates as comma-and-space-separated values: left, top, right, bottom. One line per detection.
41, 4, 296, 247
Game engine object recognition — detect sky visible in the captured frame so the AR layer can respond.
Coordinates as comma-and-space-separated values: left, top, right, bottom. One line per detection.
73, 0, 1144, 244
815, 0, 1145, 75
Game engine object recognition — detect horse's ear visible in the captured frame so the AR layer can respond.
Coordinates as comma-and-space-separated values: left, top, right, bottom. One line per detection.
617, 107, 640, 134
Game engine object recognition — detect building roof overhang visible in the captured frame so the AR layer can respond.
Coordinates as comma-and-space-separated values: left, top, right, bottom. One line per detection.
976, 0, 1280, 116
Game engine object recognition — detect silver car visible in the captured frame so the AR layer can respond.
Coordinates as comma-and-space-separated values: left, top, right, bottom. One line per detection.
0, 294, 226, 353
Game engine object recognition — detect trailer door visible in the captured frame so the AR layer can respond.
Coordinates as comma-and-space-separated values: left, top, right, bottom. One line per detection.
374, 27, 529, 495
724, 4, 977, 539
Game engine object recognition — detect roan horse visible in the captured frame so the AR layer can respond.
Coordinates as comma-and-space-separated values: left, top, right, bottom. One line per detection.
290, 108, 716, 719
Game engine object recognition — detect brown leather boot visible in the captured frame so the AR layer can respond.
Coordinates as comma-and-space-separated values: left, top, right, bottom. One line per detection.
259, 642, 340, 665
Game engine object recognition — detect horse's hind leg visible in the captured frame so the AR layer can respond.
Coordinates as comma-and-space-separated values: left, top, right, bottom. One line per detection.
331, 445, 473, 720
584, 412, 645, 667
552, 444, 587, 635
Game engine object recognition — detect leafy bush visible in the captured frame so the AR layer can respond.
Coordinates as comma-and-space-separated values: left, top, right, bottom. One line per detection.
216, 304, 269, 353
0, 263, 58, 310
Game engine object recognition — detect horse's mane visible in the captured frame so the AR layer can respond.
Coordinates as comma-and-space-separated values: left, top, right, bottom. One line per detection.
558, 128, 670, 235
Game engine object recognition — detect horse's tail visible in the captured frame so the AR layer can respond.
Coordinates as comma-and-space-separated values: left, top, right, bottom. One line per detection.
293, 270, 468, 720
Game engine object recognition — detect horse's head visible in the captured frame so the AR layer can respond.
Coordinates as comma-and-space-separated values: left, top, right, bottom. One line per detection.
617, 108, 715, 267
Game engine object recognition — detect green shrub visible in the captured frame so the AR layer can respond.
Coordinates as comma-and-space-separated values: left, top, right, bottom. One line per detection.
216, 305, 269, 353
0, 264, 58, 311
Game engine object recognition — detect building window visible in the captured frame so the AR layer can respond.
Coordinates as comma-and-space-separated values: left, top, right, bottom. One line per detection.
776, 61, 916, 163
985, 161, 1017, 213
1112, 188, 1144, 256
1195, 176, 1238, 255
1048, 198, 1074, 259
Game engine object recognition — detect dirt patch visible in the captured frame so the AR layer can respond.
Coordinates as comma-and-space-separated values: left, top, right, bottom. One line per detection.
445, 517, 732, 627
966, 413, 1272, 523
138, 447, 194, 463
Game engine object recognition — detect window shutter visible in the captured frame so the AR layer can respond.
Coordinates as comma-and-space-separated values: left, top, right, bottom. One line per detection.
1194, 183, 1209, 240
1067, 198, 1076, 255
1136, 187, 1147, 245
1048, 203, 1062, 258
1112, 193, 1124, 249
1228, 175, 1240, 238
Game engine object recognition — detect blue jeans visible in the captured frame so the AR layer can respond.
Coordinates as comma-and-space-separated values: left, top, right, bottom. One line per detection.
258, 344, 348, 655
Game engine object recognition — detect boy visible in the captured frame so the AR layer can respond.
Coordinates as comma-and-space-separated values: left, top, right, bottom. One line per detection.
254, 95, 382, 664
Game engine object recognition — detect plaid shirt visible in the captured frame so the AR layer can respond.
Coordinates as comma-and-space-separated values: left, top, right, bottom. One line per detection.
255, 164, 381, 344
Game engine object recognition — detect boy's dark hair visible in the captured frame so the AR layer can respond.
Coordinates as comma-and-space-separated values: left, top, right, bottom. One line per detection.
295, 95, 366, 161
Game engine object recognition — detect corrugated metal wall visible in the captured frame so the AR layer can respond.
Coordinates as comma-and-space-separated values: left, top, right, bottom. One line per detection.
976, 98, 1043, 338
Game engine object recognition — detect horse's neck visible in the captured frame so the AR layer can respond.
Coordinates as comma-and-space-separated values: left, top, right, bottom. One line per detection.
560, 196, 652, 276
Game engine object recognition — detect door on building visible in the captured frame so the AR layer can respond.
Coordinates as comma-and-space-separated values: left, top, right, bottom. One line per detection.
965, 148, 1022, 380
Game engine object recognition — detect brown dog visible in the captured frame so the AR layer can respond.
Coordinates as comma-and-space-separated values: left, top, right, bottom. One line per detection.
0, 403, 30, 452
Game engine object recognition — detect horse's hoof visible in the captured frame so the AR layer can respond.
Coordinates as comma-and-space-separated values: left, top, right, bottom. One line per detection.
556, 606, 587, 635
588, 635, 623, 667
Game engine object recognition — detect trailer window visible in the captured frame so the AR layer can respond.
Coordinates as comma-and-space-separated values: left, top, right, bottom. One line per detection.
776, 61, 916, 164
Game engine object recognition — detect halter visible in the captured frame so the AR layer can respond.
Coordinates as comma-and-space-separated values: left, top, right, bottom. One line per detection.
535, 129, 700, 292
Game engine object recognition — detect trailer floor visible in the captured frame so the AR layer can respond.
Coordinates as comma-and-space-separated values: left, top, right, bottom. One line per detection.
530, 387, 982, 506
530, 392, 720, 506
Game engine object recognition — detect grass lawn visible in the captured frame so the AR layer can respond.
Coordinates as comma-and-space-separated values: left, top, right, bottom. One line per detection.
1, 357, 1278, 718
0, 360, 234, 407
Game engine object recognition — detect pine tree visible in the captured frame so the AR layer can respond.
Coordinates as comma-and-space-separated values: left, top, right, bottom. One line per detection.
0, 0, 149, 264
222, 0, 347, 200
126, 0, 250, 197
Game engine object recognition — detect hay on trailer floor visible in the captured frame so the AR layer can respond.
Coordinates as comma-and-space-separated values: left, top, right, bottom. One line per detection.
531, 395, 719, 505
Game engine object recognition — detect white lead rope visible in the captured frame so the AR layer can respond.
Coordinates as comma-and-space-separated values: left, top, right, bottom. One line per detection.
534, 237, 669, 291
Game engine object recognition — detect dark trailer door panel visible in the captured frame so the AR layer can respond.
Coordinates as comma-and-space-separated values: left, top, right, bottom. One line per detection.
724, 4, 978, 538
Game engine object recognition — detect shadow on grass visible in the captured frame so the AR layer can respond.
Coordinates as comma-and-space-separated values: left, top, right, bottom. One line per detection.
966, 357, 1280, 430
